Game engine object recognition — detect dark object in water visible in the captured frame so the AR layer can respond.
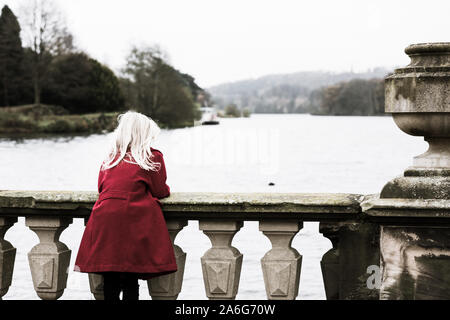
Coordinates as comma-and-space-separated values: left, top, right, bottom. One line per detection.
268, 182, 275, 186
202, 121, 220, 125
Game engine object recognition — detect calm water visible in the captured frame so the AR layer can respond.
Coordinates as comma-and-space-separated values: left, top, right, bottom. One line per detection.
0, 114, 426, 300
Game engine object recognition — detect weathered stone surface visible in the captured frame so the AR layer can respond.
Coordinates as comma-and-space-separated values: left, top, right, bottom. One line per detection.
386, 80, 450, 113
0, 191, 362, 208
149, 219, 187, 300
0, 190, 97, 207
0, 191, 363, 221
364, 195, 450, 299
377, 43, 450, 300
0, 217, 17, 299
392, 115, 450, 139
385, 43, 450, 113
259, 220, 302, 300
162, 192, 361, 210
26, 217, 72, 300
337, 222, 380, 300
381, 175, 450, 199
362, 196, 450, 219
200, 220, 243, 300
382, 42, 450, 200
380, 226, 450, 300
380, 131, 450, 199
320, 220, 380, 300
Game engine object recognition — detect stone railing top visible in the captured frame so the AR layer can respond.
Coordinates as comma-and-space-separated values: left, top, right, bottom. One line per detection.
0, 190, 364, 221
2, 190, 450, 223
361, 195, 450, 224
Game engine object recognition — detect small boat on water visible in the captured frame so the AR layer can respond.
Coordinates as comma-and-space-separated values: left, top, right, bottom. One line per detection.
199, 107, 220, 125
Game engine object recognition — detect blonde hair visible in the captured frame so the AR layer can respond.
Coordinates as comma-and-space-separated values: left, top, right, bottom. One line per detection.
102, 111, 162, 171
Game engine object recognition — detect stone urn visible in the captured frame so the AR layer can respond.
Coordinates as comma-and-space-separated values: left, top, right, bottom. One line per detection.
381, 42, 450, 199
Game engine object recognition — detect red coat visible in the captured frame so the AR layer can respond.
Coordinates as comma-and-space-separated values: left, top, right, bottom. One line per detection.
74, 148, 177, 279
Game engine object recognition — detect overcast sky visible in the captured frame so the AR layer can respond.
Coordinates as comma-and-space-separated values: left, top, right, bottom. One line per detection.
1, 0, 449, 87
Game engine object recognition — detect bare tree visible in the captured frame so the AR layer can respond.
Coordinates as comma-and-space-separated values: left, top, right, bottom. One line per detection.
19, 0, 74, 105
122, 45, 170, 115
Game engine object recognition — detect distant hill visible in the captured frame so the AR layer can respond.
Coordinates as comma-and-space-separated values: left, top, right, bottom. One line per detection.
207, 68, 392, 114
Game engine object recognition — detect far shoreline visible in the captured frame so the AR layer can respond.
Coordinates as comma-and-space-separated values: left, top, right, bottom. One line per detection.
0, 113, 391, 141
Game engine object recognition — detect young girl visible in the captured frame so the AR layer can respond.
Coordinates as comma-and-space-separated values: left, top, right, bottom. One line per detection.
74, 111, 177, 300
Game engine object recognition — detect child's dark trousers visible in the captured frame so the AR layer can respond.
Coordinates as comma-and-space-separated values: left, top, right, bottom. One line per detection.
102, 272, 140, 300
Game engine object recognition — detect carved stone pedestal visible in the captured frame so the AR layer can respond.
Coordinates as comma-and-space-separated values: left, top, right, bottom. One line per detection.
200, 220, 243, 300
26, 217, 72, 300
259, 220, 302, 300
382, 42, 450, 200
376, 42, 450, 300
149, 219, 187, 300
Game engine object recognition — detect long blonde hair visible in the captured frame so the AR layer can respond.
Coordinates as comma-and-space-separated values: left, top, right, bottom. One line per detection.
102, 111, 162, 171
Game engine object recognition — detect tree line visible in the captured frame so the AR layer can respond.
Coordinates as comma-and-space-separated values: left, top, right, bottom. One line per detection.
210, 69, 389, 116
307, 78, 385, 115
212, 78, 385, 115
0, 1, 206, 128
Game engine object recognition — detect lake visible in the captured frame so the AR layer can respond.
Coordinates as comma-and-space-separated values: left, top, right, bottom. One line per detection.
0, 114, 427, 300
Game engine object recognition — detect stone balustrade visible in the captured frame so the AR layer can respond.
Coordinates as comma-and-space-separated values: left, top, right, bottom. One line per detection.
0, 191, 383, 300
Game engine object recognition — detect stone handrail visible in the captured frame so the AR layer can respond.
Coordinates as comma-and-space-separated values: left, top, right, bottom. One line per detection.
0, 191, 363, 220
0, 190, 380, 300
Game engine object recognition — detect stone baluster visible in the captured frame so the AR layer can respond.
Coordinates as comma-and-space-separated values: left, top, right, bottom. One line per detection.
259, 220, 302, 300
149, 219, 187, 300
26, 217, 72, 300
88, 273, 104, 300
82, 218, 104, 300
319, 222, 340, 300
199, 220, 243, 300
0, 217, 17, 300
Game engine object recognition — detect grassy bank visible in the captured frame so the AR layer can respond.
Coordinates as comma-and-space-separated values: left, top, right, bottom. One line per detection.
0, 105, 119, 134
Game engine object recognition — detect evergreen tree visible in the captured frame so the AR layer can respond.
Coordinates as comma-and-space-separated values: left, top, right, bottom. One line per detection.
43, 53, 125, 113
0, 5, 24, 106
88, 59, 125, 113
